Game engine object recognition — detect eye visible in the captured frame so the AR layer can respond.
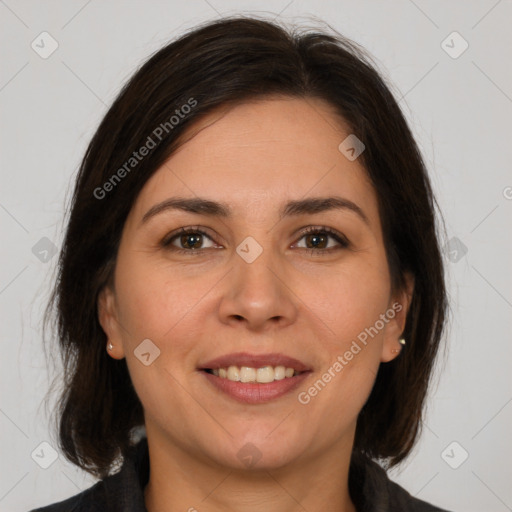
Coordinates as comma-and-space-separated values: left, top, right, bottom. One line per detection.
293, 226, 349, 253
161, 227, 221, 253
160, 225, 349, 255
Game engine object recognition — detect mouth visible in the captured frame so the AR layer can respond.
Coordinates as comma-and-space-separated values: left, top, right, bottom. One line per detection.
198, 352, 312, 403
202, 365, 302, 383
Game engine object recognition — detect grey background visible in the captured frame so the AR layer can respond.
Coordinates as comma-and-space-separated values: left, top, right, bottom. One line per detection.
1, 1, 511, 511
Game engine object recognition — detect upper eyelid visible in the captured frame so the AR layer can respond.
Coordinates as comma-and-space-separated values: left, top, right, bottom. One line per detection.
293, 226, 349, 248
163, 225, 348, 248
162, 226, 217, 245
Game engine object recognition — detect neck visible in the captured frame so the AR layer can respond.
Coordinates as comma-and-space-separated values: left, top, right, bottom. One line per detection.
143, 432, 358, 512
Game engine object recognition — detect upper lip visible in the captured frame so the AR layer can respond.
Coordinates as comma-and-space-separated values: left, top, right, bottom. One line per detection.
199, 352, 311, 372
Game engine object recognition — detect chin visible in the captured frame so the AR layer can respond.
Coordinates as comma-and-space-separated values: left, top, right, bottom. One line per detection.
207, 430, 306, 471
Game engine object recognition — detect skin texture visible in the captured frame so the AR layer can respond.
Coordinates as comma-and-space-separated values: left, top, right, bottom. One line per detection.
98, 97, 413, 512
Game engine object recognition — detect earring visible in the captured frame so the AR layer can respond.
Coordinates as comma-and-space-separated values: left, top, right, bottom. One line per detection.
107, 342, 113, 351
391, 338, 406, 354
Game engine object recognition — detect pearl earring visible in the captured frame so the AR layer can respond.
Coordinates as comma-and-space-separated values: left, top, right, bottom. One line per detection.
391, 338, 406, 354
107, 342, 113, 351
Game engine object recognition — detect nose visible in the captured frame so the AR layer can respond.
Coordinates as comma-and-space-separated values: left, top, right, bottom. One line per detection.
217, 247, 298, 332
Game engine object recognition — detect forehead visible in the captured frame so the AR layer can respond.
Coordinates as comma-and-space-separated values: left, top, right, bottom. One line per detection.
129, 97, 380, 229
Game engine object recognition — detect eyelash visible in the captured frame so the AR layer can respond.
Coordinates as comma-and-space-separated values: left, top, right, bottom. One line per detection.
161, 225, 350, 256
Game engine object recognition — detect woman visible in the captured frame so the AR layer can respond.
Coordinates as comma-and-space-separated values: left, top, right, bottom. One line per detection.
33, 16, 450, 512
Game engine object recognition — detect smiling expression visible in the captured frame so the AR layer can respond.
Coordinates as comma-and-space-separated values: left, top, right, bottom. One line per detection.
98, 96, 410, 470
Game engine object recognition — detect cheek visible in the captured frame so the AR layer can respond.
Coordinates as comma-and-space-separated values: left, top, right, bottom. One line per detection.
113, 256, 204, 413
298, 273, 389, 431
113, 251, 207, 342
301, 254, 391, 346
310, 257, 391, 406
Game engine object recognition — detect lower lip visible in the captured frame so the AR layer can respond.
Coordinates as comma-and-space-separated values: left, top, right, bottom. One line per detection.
201, 370, 311, 404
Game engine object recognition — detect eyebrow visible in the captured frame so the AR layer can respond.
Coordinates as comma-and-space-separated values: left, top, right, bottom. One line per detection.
141, 196, 370, 226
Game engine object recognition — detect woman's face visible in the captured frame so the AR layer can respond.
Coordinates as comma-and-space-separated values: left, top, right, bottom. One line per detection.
99, 97, 411, 470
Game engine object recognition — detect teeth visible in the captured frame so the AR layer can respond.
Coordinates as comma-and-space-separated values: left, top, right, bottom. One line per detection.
240, 367, 256, 383
210, 365, 299, 383
284, 367, 294, 378
274, 366, 285, 380
227, 366, 240, 381
256, 366, 274, 383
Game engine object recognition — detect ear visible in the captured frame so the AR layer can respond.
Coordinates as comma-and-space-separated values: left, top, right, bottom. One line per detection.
380, 272, 414, 363
97, 285, 126, 359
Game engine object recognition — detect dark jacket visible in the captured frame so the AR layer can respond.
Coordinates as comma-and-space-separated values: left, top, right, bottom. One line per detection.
30, 437, 451, 512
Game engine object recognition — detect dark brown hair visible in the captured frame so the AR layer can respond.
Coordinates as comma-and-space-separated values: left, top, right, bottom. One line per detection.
44, 15, 448, 478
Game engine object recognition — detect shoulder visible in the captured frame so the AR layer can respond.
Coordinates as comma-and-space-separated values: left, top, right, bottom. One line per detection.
28, 480, 107, 512
371, 461, 452, 511
28, 437, 149, 512
352, 453, 452, 512
385, 476, 451, 511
